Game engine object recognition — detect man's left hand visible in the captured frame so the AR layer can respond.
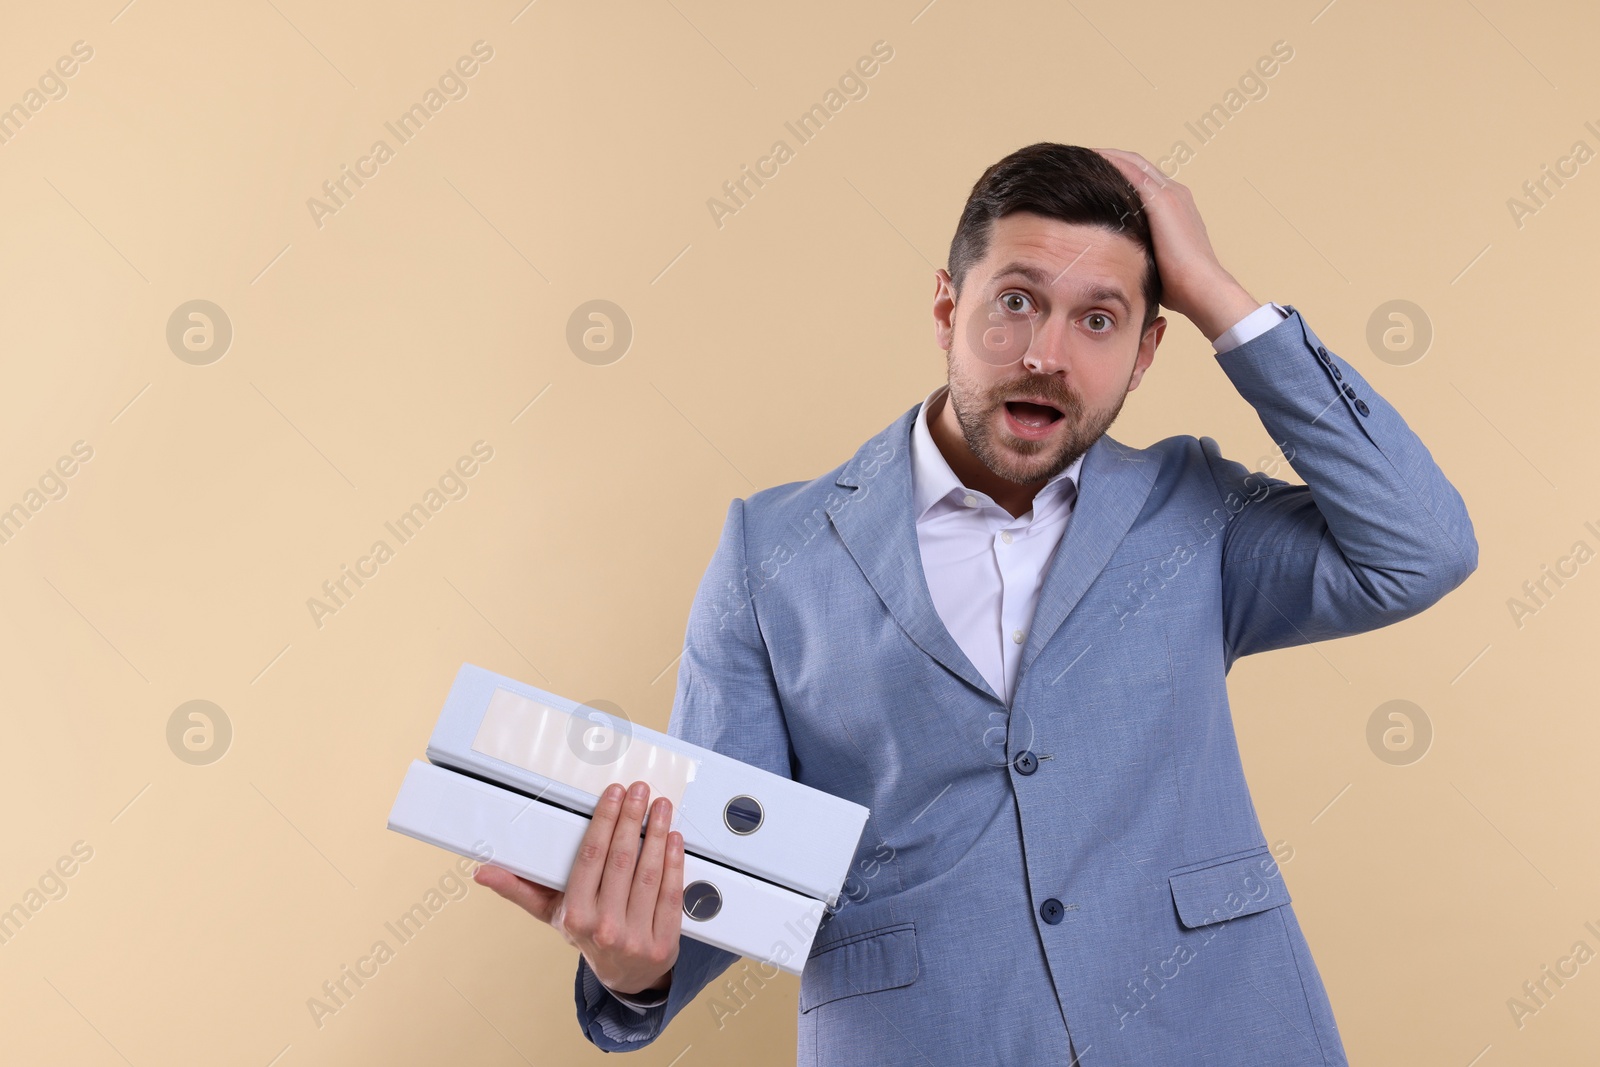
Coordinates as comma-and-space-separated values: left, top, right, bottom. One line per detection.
1092, 147, 1262, 343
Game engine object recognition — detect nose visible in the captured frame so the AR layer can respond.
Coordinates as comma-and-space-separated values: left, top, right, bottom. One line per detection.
1022, 311, 1073, 375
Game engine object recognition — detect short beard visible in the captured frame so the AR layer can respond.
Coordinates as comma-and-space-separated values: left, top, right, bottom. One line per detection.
944, 353, 1129, 486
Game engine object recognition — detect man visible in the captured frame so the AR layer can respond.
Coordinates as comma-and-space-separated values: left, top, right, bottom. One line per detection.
475, 143, 1477, 1064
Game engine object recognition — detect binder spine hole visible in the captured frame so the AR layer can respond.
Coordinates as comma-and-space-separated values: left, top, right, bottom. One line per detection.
724, 794, 764, 835
683, 880, 723, 922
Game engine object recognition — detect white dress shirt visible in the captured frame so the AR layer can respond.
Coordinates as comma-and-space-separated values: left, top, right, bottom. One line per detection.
602, 301, 1288, 1011
912, 387, 1083, 706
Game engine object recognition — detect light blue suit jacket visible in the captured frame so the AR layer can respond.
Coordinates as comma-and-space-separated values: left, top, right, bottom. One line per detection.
574, 307, 1477, 1064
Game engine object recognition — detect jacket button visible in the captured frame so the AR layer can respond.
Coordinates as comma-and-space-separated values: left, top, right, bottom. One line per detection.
1013, 750, 1038, 775
1040, 898, 1064, 924
1355, 399, 1370, 416
1316, 345, 1331, 362
1329, 364, 1342, 380
1341, 383, 1357, 399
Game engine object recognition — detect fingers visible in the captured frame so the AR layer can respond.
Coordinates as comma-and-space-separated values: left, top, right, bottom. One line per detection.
652, 829, 686, 943
566, 781, 626, 906
595, 781, 652, 923
1094, 146, 1171, 183
474, 864, 560, 923
1092, 146, 1171, 191
627, 796, 673, 927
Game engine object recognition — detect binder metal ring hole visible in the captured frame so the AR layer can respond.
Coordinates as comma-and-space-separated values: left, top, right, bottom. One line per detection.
723, 794, 763, 835
682, 880, 722, 922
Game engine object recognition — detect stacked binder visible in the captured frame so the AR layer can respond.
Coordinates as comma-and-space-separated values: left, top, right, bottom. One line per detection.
387, 663, 871, 975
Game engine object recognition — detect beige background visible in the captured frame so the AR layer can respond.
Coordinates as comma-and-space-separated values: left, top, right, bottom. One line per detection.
1, 0, 1595, 1063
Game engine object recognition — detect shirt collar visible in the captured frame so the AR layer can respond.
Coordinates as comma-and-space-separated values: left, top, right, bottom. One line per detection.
910, 383, 1084, 523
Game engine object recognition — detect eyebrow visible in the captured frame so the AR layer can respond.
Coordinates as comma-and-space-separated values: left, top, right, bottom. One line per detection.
990, 261, 1133, 317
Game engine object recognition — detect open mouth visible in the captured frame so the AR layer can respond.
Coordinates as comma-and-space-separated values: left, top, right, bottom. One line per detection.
1004, 399, 1068, 438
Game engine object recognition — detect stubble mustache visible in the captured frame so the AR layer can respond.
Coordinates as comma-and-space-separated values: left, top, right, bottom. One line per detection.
986, 377, 1084, 423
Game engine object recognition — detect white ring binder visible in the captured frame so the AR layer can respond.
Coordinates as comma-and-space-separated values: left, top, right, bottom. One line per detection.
423, 664, 871, 904
387, 760, 828, 974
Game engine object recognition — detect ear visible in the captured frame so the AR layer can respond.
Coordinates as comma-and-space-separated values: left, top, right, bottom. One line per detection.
933, 268, 957, 351
1126, 314, 1166, 392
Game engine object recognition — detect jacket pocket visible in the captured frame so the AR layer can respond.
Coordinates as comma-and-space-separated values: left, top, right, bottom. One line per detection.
799, 921, 919, 1013
1168, 846, 1292, 929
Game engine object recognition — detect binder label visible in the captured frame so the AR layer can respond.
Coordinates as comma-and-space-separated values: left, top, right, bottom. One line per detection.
470, 687, 699, 812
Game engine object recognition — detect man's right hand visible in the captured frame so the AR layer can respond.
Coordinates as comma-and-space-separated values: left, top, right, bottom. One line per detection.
473, 780, 685, 997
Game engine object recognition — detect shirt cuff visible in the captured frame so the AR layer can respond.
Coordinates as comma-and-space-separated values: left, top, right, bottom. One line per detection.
603, 979, 671, 1013
1212, 302, 1288, 354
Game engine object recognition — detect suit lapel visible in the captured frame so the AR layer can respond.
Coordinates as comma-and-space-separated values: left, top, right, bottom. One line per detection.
1017, 432, 1158, 686
830, 404, 1159, 706
830, 405, 1002, 703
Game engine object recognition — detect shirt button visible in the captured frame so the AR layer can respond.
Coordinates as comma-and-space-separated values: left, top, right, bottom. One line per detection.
1001, 530, 1013, 544
1013, 750, 1038, 775
1040, 897, 1064, 924
1012, 629, 1025, 644
963, 494, 978, 508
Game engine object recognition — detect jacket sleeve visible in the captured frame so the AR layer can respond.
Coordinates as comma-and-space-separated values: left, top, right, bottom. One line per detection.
574, 496, 796, 1051
1201, 306, 1479, 669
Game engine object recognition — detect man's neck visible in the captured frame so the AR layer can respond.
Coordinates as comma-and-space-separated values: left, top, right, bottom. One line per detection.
927, 388, 1047, 519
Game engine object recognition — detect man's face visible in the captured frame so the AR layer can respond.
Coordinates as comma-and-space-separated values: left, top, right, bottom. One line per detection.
932, 213, 1165, 486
